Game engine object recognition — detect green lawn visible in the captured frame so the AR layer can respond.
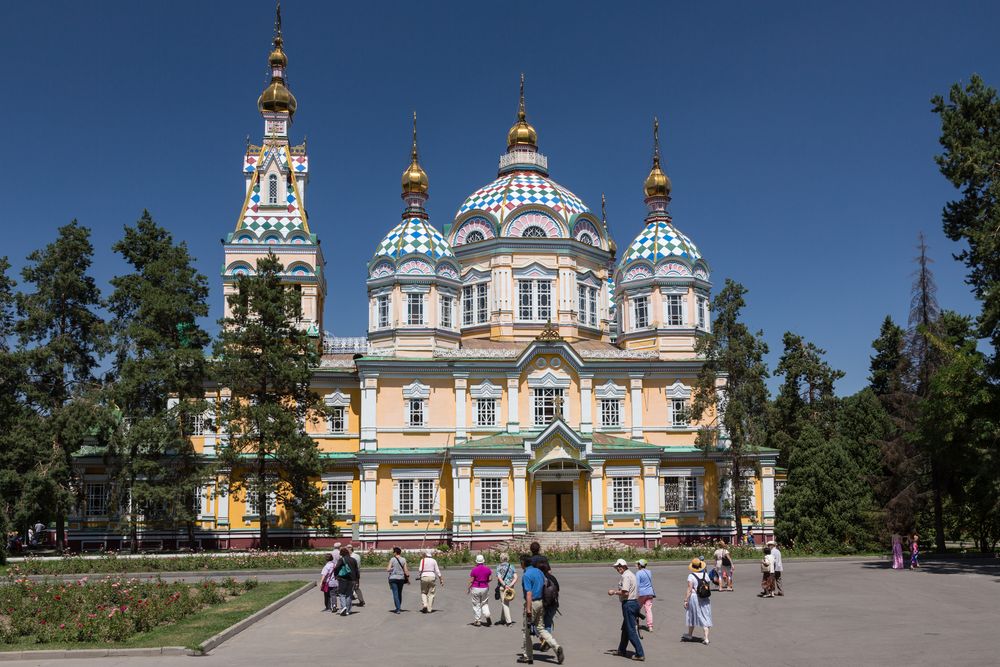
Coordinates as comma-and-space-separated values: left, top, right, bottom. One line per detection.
0, 580, 307, 653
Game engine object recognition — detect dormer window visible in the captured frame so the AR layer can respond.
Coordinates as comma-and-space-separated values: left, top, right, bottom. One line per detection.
522, 226, 547, 239
268, 174, 279, 205
465, 230, 485, 243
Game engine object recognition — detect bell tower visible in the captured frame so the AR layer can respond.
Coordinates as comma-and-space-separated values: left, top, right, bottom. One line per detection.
222, 3, 325, 337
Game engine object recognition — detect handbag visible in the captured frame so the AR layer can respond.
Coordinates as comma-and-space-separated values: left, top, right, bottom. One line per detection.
321, 581, 329, 593
494, 584, 501, 600
395, 556, 410, 585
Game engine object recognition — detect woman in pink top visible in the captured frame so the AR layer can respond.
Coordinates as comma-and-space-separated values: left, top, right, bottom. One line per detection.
468, 554, 493, 626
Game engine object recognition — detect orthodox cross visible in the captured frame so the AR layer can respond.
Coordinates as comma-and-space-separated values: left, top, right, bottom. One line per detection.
552, 393, 565, 422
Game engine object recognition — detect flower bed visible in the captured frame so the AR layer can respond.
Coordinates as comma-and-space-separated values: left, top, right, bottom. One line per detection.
0, 575, 258, 645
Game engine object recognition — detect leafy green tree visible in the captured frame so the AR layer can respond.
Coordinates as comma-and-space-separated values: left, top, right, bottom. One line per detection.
774, 422, 879, 552
0, 256, 20, 563
690, 279, 770, 543
106, 211, 212, 551
869, 316, 907, 399
212, 252, 332, 548
15, 221, 108, 550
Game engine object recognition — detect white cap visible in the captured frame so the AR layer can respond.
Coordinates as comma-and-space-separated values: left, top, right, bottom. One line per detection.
614, 558, 628, 568
475, 554, 485, 564
425, 549, 435, 557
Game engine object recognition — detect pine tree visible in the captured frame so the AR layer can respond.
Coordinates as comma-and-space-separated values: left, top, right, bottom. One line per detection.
15, 222, 109, 550
869, 316, 907, 399
107, 211, 212, 551
212, 252, 331, 549
690, 279, 770, 543
836, 388, 893, 489
0, 257, 20, 563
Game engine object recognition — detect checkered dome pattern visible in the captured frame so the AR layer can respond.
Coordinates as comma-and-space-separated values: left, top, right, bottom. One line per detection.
457, 171, 590, 226
619, 220, 702, 268
374, 218, 455, 260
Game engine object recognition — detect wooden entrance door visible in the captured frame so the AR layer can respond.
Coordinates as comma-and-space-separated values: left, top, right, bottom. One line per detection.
541, 483, 574, 531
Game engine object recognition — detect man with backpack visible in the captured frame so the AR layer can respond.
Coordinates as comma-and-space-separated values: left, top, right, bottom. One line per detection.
518, 554, 564, 664
608, 558, 645, 661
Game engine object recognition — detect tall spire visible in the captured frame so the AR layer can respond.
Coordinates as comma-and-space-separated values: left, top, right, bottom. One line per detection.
602, 193, 617, 256
643, 115, 671, 201
402, 111, 429, 199
507, 72, 538, 150
258, 2, 297, 119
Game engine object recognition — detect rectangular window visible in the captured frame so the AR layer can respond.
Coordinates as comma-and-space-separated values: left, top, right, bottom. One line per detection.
268, 174, 278, 205
418, 479, 435, 514
578, 285, 598, 326
610, 477, 633, 514
407, 399, 425, 427
328, 406, 346, 433
632, 296, 649, 329
665, 294, 684, 326
398, 480, 414, 515
696, 295, 708, 330
664, 476, 700, 512
462, 286, 474, 326
377, 294, 390, 328
599, 399, 621, 428
578, 285, 586, 323
480, 478, 503, 515
663, 477, 681, 512
517, 280, 552, 321
476, 283, 489, 323
247, 490, 276, 517
440, 295, 453, 329
672, 398, 689, 427
324, 481, 349, 515
739, 478, 756, 515
407, 293, 424, 326
186, 412, 205, 436
463, 284, 489, 325
532, 388, 564, 426
475, 398, 497, 427
85, 483, 108, 517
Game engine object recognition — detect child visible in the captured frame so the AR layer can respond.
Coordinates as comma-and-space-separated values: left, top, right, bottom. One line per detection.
319, 554, 336, 612
909, 533, 920, 570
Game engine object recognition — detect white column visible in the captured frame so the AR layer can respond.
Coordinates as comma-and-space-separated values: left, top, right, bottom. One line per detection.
580, 375, 593, 434
217, 473, 230, 526
358, 463, 378, 527
513, 464, 528, 532
360, 374, 378, 452
572, 480, 580, 531
590, 461, 605, 533
455, 375, 468, 444
629, 374, 644, 439
762, 470, 775, 521
506, 375, 520, 433
641, 459, 661, 541
452, 460, 472, 534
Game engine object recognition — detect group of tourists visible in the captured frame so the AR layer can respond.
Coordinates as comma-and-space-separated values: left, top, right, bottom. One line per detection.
316, 537, 792, 662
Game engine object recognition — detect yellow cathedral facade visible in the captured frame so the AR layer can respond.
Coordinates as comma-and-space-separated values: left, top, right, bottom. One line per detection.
69, 10, 777, 551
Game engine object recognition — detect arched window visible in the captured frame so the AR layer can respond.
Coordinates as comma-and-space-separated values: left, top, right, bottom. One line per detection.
579, 233, 594, 245
268, 174, 279, 205
522, 226, 547, 239
465, 230, 485, 243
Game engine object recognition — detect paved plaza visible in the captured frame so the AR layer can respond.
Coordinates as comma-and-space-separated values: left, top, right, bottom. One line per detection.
9, 558, 1000, 666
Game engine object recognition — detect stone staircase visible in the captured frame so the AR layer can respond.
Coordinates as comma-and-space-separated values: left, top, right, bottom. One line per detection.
495, 531, 639, 554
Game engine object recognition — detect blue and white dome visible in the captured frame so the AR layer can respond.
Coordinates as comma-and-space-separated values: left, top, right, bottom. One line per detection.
619, 220, 701, 267
374, 217, 454, 261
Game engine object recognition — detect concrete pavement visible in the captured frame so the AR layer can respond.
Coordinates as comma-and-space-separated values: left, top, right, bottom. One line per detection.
7, 558, 1000, 666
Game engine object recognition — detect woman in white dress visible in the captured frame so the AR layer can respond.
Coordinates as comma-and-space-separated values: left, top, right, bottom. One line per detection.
682, 558, 713, 645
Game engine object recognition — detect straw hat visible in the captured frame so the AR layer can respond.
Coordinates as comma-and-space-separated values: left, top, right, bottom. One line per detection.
688, 558, 706, 573
503, 586, 516, 602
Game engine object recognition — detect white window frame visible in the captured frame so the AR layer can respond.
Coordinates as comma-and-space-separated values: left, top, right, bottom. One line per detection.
84, 482, 109, 518
696, 295, 709, 331
247, 489, 277, 517
324, 480, 351, 515
267, 173, 279, 205
407, 399, 426, 427
462, 283, 489, 326
577, 284, 598, 327
376, 294, 391, 329
517, 279, 553, 322
328, 405, 346, 433
610, 477, 633, 514
440, 294, 454, 329
662, 469, 705, 513
664, 293, 685, 327
632, 295, 649, 330
479, 478, 504, 515
475, 397, 498, 427
599, 398, 622, 428
531, 387, 564, 427
671, 398, 689, 427
406, 292, 425, 326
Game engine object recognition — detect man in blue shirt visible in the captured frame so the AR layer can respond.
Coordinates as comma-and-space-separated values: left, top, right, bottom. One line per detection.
518, 554, 563, 664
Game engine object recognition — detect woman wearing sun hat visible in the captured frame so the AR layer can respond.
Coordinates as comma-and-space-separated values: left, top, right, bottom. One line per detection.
635, 559, 655, 631
682, 558, 713, 645
468, 554, 493, 626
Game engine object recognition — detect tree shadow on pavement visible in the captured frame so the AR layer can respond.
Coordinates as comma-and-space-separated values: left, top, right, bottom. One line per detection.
860, 557, 1000, 581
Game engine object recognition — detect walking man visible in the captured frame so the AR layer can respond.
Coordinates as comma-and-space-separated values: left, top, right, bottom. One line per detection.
767, 540, 783, 595
418, 549, 444, 613
518, 554, 564, 664
608, 558, 644, 661
347, 544, 365, 607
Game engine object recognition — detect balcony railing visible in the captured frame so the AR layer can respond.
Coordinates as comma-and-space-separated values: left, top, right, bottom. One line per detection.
322, 334, 371, 355
498, 150, 548, 171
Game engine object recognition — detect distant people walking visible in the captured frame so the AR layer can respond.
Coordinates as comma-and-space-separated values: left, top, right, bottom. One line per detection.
386, 546, 409, 613
347, 545, 365, 607
746, 531, 756, 547
608, 558, 644, 661
334, 546, 360, 615
892, 534, 904, 570
496, 553, 519, 627
319, 554, 336, 612
759, 546, 775, 598
909, 533, 920, 569
418, 549, 444, 613
529, 540, 549, 569
468, 554, 493, 626
767, 540, 784, 595
636, 559, 655, 632
713, 540, 734, 591
683, 558, 713, 644
518, 554, 564, 664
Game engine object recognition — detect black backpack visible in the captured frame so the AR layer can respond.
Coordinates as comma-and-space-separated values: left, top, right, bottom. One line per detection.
721, 553, 732, 567
542, 572, 560, 609
695, 573, 712, 599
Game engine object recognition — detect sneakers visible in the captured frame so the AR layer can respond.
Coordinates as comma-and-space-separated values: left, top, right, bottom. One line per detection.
483, 617, 492, 627
632, 656, 645, 662
516, 656, 533, 664
474, 620, 481, 627
555, 646, 565, 664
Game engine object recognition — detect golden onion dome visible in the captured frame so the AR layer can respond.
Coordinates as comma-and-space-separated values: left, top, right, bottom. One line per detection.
507, 74, 538, 149
268, 37, 288, 67
644, 117, 671, 198
401, 112, 429, 196
258, 79, 297, 116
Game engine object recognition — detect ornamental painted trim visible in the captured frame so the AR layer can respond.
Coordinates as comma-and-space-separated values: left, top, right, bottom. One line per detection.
470, 380, 502, 399
453, 217, 496, 246
437, 264, 460, 280
694, 267, 709, 280
403, 380, 431, 400
397, 259, 433, 275
370, 261, 394, 279
324, 390, 351, 407
433, 348, 519, 359
319, 358, 357, 368
666, 381, 692, 399
623, 265, 653, 282
578, 349, 659, 360
595, 380, 627, 400
656, 262, 692, 277
506, 212, 562, 239
572, 219, 601, 247
526, 370, 571, 389
226, 261, 255, 276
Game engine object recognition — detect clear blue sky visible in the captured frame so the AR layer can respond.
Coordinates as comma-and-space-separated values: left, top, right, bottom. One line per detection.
7, 1, 999, 394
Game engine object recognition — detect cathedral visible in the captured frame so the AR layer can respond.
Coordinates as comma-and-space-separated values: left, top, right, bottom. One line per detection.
70, 10, 777, 551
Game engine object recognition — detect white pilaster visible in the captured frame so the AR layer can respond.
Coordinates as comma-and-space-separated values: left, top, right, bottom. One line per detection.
572, 480, 580, 530
629, 374, 644, 439
358, 462, 379, 526
762, 471, 775, 520
580, 375, 593, 434
590, 460, 605, 533
452, 460, 472, 531
535, 482, 543, 530
641, 459, 661, 540
513, 464, 528, 532
506, 375, 520, 433
360, 373, 378, 452
455, 375, 468, 444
